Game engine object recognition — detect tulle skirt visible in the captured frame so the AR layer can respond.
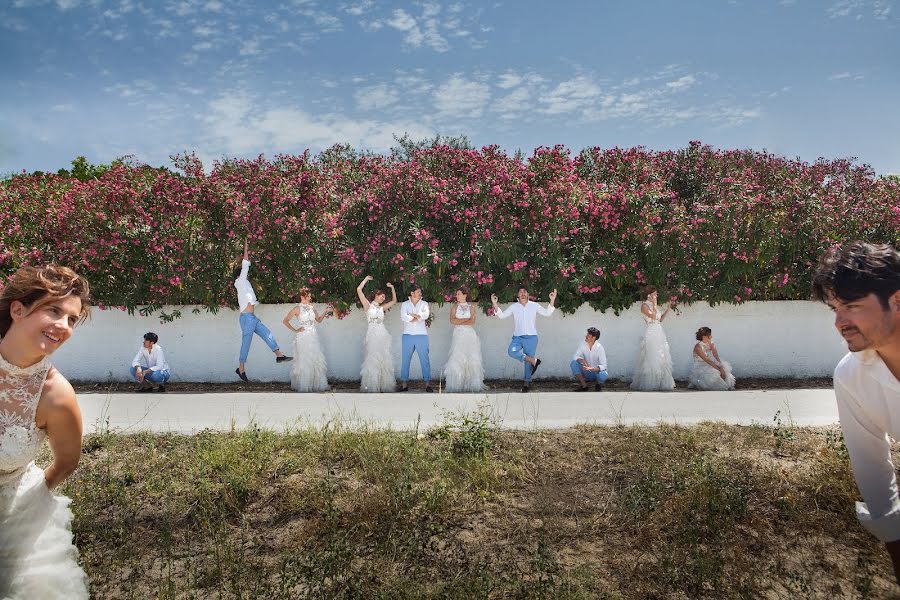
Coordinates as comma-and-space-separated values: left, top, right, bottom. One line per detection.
361, 323, 395, 393
290, 329, 329, 392
688, 358, 736, 391
630, 323, 675, 391
0, 463, 88, 599
444, 325, 485, 393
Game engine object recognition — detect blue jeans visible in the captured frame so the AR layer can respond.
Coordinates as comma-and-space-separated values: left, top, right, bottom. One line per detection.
131, 366, 170, 384
570, 360, 609, 383
239, 312, 279, 363
508, 335, 539, 382
401, 334, 431, 382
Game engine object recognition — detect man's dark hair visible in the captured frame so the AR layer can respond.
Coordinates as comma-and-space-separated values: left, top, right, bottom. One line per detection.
144, 332, 159, 343
586, 327, 600, 339
408, 284, 422, 296
517, 286, 529, 294
812, 241, 900, 309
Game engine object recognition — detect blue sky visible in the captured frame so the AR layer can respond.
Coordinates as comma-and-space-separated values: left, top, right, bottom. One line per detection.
2, 0, 898, 175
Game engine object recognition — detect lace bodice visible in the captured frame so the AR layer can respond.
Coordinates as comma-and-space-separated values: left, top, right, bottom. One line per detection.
367, 303, 385, 324
294, 304, 316, 330
641, 301, 662, 324
0, 353, 50, 479
455, 303, 472, 321
694, 341, 718, 365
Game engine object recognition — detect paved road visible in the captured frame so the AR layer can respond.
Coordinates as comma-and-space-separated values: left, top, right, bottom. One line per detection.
78, 389, 838, 434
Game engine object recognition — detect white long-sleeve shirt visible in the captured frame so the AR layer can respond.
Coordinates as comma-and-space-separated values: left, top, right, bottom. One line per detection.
573, 340, 607, 371
131, 344, 169, 372
234, 259, 258, 312
400, 299, 430, 335
494, 301, 555, 336
833, 349, 900, 542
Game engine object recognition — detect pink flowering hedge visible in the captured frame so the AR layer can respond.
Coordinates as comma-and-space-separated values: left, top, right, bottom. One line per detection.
1, 142, 898, 315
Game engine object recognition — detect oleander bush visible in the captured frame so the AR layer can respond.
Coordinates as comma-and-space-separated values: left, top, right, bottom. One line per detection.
2, 140, 897, 314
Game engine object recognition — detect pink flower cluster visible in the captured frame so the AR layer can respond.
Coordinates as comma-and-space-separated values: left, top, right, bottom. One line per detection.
1, 144, 897, 315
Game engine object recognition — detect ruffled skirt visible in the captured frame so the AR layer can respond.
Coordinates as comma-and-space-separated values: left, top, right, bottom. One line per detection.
630, 323, 675, 391
0, 463, 88, 599
361, 323, 395, 393
688, 358, 736, 391
444, 326, 486, 393
290, 330, 329, 392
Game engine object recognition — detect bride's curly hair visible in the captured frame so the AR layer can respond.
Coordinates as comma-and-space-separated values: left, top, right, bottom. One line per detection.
0, 264, 92, 337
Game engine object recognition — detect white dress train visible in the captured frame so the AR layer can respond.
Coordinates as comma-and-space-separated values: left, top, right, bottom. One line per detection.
0, 355, 89, 599
360, 303, 396, 393
630, 302, 675, 391
688, 341, 736, 390
289, 304, 329, 392
443, 303, 486, 393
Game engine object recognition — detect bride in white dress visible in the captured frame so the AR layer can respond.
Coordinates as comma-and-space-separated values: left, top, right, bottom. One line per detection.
0, 265, 91, 599
444, 287, 485, 392
282, 288, 332, 392
356, 276, 398, 393
688, 327, 736, 390
630, 286, 676, 391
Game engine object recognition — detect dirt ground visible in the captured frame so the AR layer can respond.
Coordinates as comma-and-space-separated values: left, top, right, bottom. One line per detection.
73, 376, 834, 394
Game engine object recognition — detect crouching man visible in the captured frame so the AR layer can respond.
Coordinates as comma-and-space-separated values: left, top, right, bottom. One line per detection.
131, 332, 170, 392
571, 326, 609, 391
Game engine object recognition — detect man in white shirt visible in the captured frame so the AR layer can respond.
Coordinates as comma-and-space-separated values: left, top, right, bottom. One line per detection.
571, 327, 609, 392
812, 241, 900, 582
130, 332, 171, 393
491, 286, 557, 392
398, 284, 432, 392
232, 239, 291, 382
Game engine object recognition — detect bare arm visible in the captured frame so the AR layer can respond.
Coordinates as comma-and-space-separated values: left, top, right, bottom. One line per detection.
315, 306, 333, 323
282, 306, 301, 332
243, 238, 249, 261
449, 303, 462, 325
659, 300, 674, 322
36, 370, 82, 490
640, 303, 655, 320
382, 283, 398, 311
710, 343, 722, 363
356, 276, 372, 310
693, 343, 720, 368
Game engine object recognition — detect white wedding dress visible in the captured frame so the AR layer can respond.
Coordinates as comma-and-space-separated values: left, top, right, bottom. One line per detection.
444, 303, 486, 392
360, 303, 396, 393
688, 341, 736, 390
0, 354, 88, 599
630, 302, 675, 391
290, 304, 329, 392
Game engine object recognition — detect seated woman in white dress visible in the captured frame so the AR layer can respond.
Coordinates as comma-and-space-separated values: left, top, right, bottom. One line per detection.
0, 265, 92, 599
630, 286, 676, 391
688, 327, 736, 390
282, 287, 332, 392
356, 275, 398, 392
444, 286, 486, 392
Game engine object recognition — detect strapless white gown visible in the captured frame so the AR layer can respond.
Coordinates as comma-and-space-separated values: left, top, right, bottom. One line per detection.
444, 303, 486, 392
360, 304, 396, 392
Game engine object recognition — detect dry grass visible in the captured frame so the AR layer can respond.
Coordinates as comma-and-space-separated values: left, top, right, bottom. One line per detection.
50, 412, 897, 599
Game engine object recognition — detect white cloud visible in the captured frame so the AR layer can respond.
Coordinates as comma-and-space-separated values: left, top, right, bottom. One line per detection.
51, 103, 76, 112
56, 0, 80, 9
828, 71, 865, 80
239, 39, 260, 55
539, 76, 602, 115
204, 0, 223, 11
492, 86, 531, 119
193, 41, 213, 51
355, 83, 399, 109
433, 74, 490, 117
342, 0, 373, 16
666, 74, 696, 90
193, 24, 215, 36
496, 72, 522, 89
202, 92, 435, 155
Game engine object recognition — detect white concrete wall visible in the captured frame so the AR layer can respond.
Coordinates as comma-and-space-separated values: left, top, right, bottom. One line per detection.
52, 301, 847, 383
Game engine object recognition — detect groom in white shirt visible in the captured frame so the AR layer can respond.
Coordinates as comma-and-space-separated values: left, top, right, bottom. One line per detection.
398, 284, 432, 392
571, 326, 609, 391
491, 286, 557, 392
812, 241, 900, 583
130, 332, 170, 392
